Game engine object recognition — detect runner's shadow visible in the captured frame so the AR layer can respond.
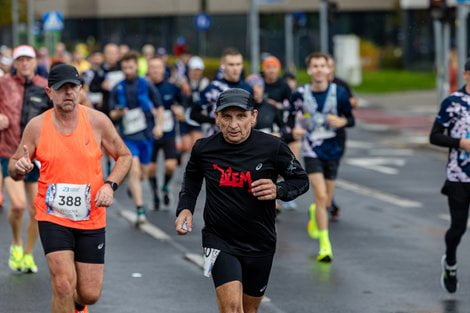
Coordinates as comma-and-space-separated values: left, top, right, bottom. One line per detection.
442, 299, 459, 313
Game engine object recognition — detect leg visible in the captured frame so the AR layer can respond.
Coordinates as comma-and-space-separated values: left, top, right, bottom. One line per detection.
5, 177, 27, 246
211, 251, 244, 313
325, 179, 337, 211
309, 173, 329, 230
75, 262, 104, 306
445, 193, 470, 265
128, 157, 144, 207
242, 294, 263, 313
240, 254, 274, 313
24, 182, 39, 254
216, 281, 244, 313
46, 251, 77, 313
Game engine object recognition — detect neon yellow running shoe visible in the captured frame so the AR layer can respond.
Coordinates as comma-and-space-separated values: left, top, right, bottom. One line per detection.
22, 253, 38, 273
9, 245, 24, 272
316, 240, 333, 263
307, 203, 319, 239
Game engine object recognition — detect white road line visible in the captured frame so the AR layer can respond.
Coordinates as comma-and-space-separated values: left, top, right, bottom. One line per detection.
346, 140, 374, 149
345, 157, 406, 175
119, 209, 171, 240
438, 214, 470, 227
368, 148, 414, 156
336, 179, 423, 208
119, 209, 280, 308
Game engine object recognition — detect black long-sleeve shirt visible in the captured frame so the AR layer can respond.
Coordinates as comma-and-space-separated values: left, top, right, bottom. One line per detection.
176, 130, 309, 256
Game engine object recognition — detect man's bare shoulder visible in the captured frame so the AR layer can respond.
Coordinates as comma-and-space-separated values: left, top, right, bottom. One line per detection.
84, 106, 112, 129
25, 112, 46, 134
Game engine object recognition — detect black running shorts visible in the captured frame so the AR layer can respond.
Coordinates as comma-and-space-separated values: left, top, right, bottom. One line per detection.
152, 137, 177, 161
303, 157, 340, 180
38, 221, 106, 264
211, 251, 274, 297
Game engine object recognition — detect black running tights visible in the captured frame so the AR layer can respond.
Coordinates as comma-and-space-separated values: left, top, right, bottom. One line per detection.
445, 192, 470, 266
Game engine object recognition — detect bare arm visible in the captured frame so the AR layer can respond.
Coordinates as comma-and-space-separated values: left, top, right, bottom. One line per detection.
8, 117, 41, 180
98, 113, 132, 185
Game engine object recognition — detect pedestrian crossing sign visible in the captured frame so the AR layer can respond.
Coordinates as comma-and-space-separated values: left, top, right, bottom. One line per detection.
42, 11, 64, 32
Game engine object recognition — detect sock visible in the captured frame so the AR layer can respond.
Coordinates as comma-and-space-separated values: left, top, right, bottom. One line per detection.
75, 303, 85, 310
318, 230, 331, 253
163, 173, 172, 192
148, 176, 158, 195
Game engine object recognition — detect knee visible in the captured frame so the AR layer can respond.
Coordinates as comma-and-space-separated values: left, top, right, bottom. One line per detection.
78, 289, 101, 305
9, 204, 26, 218
220, 302, 243, 313
315, 193, 329, 206
51, 276, 74, 299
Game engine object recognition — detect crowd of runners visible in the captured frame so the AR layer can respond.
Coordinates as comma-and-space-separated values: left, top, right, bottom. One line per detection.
2, 38, 467, 313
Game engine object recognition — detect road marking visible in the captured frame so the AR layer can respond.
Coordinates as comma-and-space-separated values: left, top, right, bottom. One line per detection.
346, 140, 375, 149
368, 148, 414, 156
345, 157, 406, 175
119, 209, 282, 309
439, 214, 470, 227
336, 179, 423, 208
119, 209, 171, 240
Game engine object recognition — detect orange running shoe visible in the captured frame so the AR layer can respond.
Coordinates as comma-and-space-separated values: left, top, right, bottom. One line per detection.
75, 305, 88, 313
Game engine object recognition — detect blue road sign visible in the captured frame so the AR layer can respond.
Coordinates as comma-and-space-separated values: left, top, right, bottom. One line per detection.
42, 11, 64, 32
457, 0, 470, 3
194, 13, 211, 31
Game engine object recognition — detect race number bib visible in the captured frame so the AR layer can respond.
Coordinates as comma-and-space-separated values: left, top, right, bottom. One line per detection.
105, 71, 125, 90
46, 183, 91, 221
203, 247, 220, 277
162, 110, 175, 133
122, 108, 147, 135
304, 113, 336, 141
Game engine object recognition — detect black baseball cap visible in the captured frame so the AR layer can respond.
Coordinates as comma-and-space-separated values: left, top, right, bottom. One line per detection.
215, 88, 254, 112
465, 59, 470, 72
48, 64, 81, 90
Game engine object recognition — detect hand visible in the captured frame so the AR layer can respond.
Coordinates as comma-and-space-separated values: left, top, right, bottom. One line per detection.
292, 127, 305, 140
326, 114, 347, 128
101, 80, 111, 91
153, 126, 163, 139
266, 98, 283, 110
171, 105, 185, 121
460, 138, 470, 152
15, 145, 34, 176
0, 114, 9, 130
175, 209, 193, 235
95, 183, 114, 207
251, 179, 277, 201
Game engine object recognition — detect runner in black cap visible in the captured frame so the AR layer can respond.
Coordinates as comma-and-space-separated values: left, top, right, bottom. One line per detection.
175, 88, 309, 313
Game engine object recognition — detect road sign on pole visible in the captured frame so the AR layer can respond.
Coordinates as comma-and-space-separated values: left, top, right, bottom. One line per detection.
42, 11, 64, 32
194, 13, 211, 31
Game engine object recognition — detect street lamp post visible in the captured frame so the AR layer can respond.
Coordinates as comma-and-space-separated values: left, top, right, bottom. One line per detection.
249, 0, 260, 74
319, 0, 328, 53
11, 0, 19, 47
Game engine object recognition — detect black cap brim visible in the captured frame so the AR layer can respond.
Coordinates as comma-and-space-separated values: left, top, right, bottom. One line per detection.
215, 103, 252, 112
51, 79, 82, 90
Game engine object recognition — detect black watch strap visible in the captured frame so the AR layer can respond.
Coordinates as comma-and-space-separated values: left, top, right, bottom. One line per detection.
105, 180, 118, 191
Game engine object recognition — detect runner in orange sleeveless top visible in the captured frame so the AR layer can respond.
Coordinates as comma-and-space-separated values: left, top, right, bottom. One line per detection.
34, 106, 106, 230
8, 64, 132, 313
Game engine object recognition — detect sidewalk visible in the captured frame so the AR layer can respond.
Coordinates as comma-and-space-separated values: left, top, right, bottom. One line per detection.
355, 90, 439, 147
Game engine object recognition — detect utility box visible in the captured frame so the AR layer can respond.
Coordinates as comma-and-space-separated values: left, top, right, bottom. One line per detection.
333, 35, 362, 87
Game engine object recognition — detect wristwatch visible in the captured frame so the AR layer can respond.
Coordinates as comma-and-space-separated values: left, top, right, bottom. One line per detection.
104, 180, 119, 191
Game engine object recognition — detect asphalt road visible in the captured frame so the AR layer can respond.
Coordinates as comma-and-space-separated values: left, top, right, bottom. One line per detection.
0, 123, 468, 313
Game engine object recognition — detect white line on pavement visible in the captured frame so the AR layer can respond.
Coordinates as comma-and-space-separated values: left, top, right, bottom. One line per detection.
336, 179, 423, 208
119, 209, 278, 307
438, 214, 470, 227
119, 209, 171, 240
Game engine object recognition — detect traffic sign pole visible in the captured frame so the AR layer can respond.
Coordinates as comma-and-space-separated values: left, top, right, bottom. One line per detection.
457, 3, 469, 88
